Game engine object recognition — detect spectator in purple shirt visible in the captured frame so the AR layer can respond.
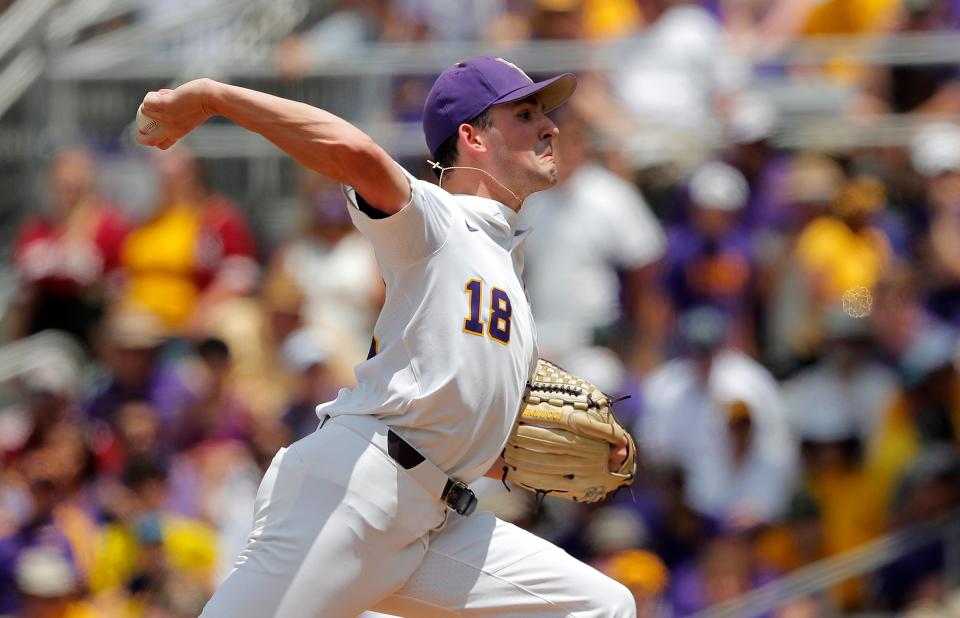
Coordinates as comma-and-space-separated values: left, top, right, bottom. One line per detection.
167, 337, 253, 453
668, 527, 780, 617
0, 449, 85, 616
83, 306, 192, 448
661, 161, 757, 351
722, 90, 791, 233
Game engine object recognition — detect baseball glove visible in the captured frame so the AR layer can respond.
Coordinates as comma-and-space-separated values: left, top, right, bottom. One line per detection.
502, 359, 637, 503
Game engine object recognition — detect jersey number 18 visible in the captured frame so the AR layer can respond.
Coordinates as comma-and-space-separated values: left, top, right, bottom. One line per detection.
463, 279, 512, 345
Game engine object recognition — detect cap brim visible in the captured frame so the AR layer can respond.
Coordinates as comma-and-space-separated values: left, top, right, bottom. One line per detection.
492, 73, 577, 114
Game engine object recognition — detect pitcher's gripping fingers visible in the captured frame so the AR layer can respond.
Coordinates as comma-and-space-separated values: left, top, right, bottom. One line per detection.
609, 435, 629, 471
137, 79, 215, 150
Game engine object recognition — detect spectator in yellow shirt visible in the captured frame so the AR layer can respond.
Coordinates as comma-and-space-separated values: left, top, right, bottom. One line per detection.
119, 147, 257, 334
867, 323, 960, 510
793, 176, 893, 350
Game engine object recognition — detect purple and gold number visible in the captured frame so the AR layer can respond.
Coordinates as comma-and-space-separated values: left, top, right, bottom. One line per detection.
489, 288, 512, 344
463, 279, 512, 344
463, 279, 484, 336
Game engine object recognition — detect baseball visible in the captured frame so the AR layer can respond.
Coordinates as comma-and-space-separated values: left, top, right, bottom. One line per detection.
136, 104, 160, 135
841, 285, 873, 318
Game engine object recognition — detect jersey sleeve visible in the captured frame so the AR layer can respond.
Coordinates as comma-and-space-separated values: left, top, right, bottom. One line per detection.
342, 166, 453, 267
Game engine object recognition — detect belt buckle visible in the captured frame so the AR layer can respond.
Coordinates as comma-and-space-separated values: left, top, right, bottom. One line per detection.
443, 480, 477, 516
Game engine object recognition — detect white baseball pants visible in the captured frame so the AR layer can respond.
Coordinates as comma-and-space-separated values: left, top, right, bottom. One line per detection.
199, 415, 635, 617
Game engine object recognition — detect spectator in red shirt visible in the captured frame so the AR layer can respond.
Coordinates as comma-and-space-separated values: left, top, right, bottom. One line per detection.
10, 146, 129, 350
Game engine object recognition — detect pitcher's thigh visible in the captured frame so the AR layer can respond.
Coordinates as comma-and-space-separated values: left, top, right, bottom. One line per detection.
374, 511, 636, 618
201, 433, 436, 618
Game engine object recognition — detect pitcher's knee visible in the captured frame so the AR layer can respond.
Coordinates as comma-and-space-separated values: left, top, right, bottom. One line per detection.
606, 579, 637, 617
582, 574, 636, 617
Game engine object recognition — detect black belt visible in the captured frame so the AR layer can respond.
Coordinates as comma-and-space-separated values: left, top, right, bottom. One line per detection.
387, 429, 477, 516
319, 415, 477, 516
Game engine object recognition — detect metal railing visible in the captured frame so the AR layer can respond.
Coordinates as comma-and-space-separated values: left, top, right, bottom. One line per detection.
0, 329, 86, 386
3, 2, 960, 240
0, 0, 57, 65
0, 0, 58, 120
5, 1, 960, 157
692, 507, 960, 618
30, 30, 960, 160
42, 30, 960, 80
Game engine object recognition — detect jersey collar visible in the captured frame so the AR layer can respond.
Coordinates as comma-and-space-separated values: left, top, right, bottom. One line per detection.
455, 194, 520, 244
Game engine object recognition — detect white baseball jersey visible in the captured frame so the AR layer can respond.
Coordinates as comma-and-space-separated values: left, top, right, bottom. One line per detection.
316, 168, 538, 481
204, 171, 636, 618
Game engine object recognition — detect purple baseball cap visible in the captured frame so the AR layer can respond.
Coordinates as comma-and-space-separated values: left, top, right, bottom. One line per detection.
423, 56, 577, 157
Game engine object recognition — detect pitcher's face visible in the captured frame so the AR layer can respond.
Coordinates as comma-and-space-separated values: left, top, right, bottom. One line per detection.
485, 97, 560, 196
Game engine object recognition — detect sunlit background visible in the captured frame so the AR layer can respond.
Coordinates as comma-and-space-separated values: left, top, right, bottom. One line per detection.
1, 0, 959, 616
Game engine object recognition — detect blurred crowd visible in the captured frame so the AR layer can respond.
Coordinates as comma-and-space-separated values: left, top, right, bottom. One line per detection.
3, 0, 960, 617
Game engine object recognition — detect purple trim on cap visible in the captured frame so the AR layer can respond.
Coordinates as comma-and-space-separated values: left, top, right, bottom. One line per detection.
422, 56, 577, 157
